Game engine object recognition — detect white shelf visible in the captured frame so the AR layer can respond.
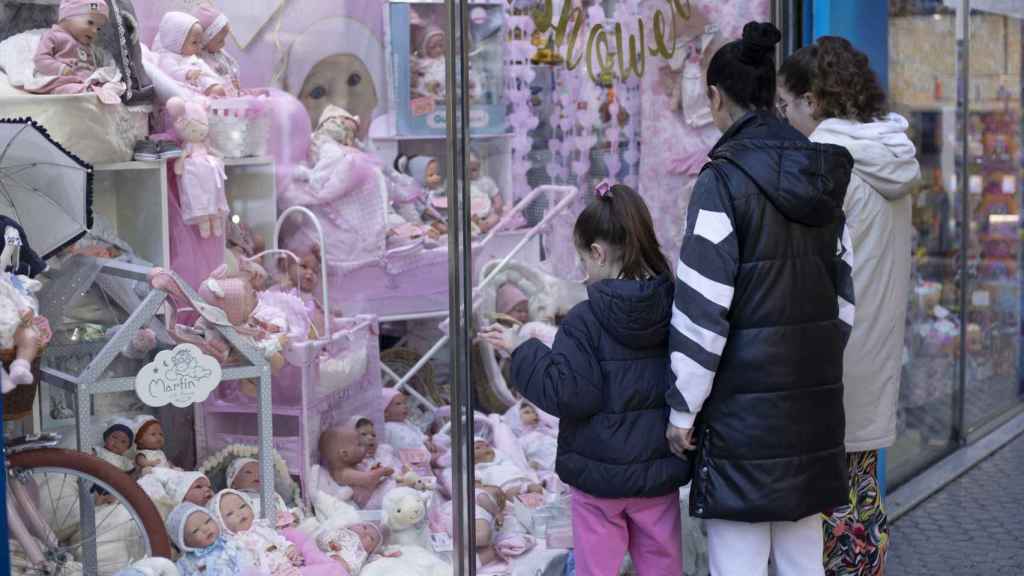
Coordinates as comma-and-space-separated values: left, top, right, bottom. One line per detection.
91, 157, 277, 268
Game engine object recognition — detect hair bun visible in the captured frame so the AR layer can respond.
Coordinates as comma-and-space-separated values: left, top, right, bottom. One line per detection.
739, 22, 781, 65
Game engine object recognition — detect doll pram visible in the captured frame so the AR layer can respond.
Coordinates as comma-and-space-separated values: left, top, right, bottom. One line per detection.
362, 185, 580, 413
194, 207, 382, 508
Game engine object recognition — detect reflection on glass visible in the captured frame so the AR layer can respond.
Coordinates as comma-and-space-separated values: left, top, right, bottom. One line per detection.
887, 0, 960, 486
964, 6, 1024, 431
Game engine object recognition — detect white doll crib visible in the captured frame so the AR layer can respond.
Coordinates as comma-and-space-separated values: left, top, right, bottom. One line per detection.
194, 207, 382, 508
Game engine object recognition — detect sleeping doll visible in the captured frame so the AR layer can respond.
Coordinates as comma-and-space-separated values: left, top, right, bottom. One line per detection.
318, 425, 395, 509
30, 0, 125, 102
193, 4, 241, 97
316, 522, 393, 575
153, 11, 227, 98
212, 489, 345, 576
166, 503, 249, 576
133, 416, 183, 473
93, 417, 136, 473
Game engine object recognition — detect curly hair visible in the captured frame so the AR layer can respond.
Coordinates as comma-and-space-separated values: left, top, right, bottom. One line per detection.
779, 36, 888, 123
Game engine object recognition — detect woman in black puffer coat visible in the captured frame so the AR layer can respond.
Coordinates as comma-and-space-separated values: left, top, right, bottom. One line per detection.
664, 22, 855, 576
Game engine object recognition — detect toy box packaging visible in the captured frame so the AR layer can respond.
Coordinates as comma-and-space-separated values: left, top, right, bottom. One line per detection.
387, 1, 506, 136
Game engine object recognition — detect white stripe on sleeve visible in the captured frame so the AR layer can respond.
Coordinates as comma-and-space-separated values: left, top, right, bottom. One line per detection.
671, 306, 728, 357
676, 258, 734, 309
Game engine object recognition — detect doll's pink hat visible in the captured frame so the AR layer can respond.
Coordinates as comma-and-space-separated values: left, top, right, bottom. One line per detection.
382, 387, 403, 409
59, 0, 108, 22
194, 4, 229, 45
155, 11, 200, 54
496, 282, 528, 315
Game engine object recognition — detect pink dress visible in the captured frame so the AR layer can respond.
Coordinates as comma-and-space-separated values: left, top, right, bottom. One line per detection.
31, 25, 103, 94
178, 143, 228, 225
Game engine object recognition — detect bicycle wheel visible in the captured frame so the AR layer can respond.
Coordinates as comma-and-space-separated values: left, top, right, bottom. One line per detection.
7, 448, 172, 575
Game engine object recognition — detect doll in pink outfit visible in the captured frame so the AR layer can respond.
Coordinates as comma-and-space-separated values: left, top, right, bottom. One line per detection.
30, 0, 124, 102
193, 4, 242, 97
166, 96, 228, 238
153, 11, 227, 98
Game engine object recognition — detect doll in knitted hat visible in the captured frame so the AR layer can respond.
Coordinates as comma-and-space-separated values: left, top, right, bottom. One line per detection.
411, 26, 446, 101
193, 3, 241, 97
153, 11, 227, 98
393, 155, 447, 238
29, 0, 126, 102
166, 502, 246, 575
93, 416, 136, 472
209, 489, 306, 576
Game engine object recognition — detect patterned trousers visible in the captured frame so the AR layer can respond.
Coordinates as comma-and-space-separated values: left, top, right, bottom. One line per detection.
823, 450, 889, 576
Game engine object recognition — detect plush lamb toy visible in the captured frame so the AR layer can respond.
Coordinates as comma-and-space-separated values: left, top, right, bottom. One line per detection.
166, 96, 228, 239
382, 486, 431, 550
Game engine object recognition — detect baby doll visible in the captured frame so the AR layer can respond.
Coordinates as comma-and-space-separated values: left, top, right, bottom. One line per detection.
382, 389, 432, 453
318, 426, 395, 509
30, 0, 125, 102
210, 489, 304, 576
134, 416, 181, 472
167, 96, 228, 239
166, 502, 247, 576
493, 281, 557, 349
0, 225, 50, 389
160, 470, 216, 508
93, 417, 136, 473
194, 4, 241, 97
503, 401, 557, 473
154, 11, 227, 98
411, 27, 447, 101
350, 416, 431, 502
309, 106, 361, 166
468, 150, 503, 234
474, 438, 543, 500
226, 457, 297, 527
316, 522, 391, 575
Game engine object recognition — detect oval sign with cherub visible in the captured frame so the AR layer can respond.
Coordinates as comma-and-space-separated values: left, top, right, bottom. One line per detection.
135, 343, 222, 408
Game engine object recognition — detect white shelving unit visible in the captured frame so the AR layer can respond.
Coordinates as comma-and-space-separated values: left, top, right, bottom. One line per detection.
92, 157, 277, 266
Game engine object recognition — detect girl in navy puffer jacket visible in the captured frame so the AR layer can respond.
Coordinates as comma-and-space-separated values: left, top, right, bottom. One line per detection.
480, 183, 691, 576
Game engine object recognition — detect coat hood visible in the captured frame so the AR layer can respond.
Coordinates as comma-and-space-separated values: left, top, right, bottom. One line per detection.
810, 113, 921, 200
711, 112, 853, 227
586, 275, 673, 349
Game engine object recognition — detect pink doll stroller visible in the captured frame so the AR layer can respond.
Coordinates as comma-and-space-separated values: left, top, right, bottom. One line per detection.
194, 207, 382, 508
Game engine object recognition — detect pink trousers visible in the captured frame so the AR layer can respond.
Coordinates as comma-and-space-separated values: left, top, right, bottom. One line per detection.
571, 489, 682, 576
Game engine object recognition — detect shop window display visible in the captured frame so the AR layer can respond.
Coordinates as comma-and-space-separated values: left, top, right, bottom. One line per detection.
0, 0, 779, 573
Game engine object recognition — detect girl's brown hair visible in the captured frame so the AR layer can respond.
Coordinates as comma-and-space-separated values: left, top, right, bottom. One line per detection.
573, 184, 670, 280
779, 36, 888, 123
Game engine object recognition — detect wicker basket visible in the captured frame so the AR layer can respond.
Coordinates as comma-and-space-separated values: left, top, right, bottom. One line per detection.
380, 347, 444, 405
2, 348, 39, 422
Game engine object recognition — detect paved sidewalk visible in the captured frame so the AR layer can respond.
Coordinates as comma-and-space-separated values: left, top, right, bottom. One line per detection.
887, 431, 1024, 575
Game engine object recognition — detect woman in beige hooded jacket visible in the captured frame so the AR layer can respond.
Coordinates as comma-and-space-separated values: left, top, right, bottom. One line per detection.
779, 37, 921, 576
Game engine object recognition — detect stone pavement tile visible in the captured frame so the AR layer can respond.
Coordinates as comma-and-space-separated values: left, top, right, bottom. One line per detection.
887, 431, 1024, 575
